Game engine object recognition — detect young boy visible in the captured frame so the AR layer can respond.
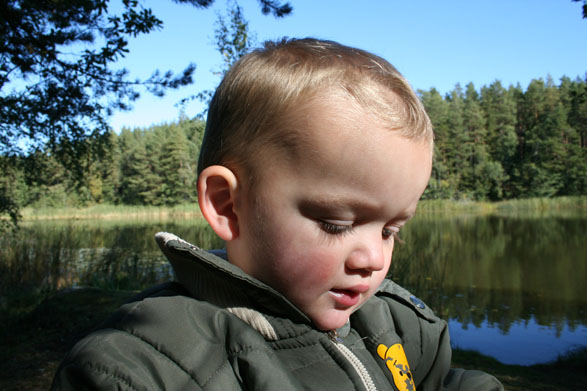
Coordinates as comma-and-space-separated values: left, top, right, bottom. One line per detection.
52, 38, 503, 391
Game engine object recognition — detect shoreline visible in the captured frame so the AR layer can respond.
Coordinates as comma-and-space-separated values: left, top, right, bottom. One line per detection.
16, 195, 587, 221
19, 204, 203, 221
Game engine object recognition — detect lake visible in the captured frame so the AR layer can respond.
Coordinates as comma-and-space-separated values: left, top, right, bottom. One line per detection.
2, 211, 585, 365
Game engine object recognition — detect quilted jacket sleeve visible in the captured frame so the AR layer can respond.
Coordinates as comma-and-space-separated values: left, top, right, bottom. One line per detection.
51, 283, 245, 391
51, 328, 206, 391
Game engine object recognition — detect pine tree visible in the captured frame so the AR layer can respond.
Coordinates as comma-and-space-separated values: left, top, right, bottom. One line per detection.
444, 84, 471, 199
157, 124, 193, 205
420, 88, 453, 199
100, 131, 122, 204
558, 76, 587, 195
118, 128, 160, 205
515, 77, 568, 197
481, 81, 518, 198
462, 83, 494, 199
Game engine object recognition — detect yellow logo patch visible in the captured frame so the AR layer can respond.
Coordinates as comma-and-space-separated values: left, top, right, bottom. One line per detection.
376, 343, 415, 391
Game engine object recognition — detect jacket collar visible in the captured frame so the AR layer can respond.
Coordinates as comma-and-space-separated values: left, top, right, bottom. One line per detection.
155, 232, 311, 325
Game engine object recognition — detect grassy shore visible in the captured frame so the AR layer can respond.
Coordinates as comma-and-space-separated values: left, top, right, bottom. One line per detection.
1, 288, 585, 390
417, 195, 587, 215
20, 203, 203, 221
17, 195, 587, 221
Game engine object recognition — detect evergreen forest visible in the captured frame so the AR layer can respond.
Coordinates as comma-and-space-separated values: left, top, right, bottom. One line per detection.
1, 75, 585, 209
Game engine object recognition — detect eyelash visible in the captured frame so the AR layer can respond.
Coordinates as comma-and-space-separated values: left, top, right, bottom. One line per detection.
382, 227, 396, 240
319, 221, 397, 240
319, 221, 354, 236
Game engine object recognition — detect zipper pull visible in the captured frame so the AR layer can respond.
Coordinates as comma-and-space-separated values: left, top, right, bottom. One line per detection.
328, 330, 343, 343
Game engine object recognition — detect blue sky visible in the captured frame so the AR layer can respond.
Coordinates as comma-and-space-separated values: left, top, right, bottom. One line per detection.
110, 0, 587, 131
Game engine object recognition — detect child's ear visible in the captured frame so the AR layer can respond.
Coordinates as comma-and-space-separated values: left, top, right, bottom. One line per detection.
197, 165, 240, 241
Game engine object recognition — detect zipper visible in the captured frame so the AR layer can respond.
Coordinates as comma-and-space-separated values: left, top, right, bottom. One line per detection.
328, 330, 378, 391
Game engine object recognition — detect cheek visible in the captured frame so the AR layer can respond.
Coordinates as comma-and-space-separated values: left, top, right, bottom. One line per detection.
253, 205, 344, 289
277, 245, 343, 290
379, 247, 394, 279
383, 247, 393, 273
297, 247, 343, 286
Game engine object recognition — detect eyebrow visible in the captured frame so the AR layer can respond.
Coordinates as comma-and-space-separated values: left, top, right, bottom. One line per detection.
299, 196, 416, 222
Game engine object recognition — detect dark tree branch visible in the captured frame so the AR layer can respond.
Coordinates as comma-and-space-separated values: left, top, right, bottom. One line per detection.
572, 0, 587, 18
0, 0, 293, 224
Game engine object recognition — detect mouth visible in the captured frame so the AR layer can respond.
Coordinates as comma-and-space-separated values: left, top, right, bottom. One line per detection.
330, 285, 368, 308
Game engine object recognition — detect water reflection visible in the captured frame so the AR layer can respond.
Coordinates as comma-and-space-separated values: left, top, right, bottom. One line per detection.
1, 213, 585, 365
449, 318, 587, 365
390, 213, 586, 364
0, 218, 223, 296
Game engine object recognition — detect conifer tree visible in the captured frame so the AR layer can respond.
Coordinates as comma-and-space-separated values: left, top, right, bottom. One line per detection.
157, 124, 193, 205
420, 88, 453, 199
100, 131, 122, 204
445, 85, 470, 199
463, 83, 505, 200
558, 76, 587, 195
516, 78, 567, 197
118, 128, 159, 204
481, 81, 518, 198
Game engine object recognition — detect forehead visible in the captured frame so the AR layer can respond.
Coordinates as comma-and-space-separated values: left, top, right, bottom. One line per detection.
267, 92, 408, 163
250, 93, 432, 202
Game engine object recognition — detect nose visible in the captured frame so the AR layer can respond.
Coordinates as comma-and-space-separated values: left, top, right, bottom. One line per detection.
345, 232, 389, 274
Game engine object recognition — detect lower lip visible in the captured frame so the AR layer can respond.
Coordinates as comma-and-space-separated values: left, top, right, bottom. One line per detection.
330, 289, 361, 308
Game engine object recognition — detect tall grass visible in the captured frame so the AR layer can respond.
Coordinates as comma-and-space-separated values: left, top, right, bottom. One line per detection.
21, 203, 203, 220
17, 196, 587, 221
0, 225, 83, 320
417, 199, 494, 214
0, 220, 182, 321
418, 196, 587, 215
494, 196, 587, 212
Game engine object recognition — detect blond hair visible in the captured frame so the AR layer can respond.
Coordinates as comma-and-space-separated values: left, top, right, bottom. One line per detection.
197, 38, 433, 175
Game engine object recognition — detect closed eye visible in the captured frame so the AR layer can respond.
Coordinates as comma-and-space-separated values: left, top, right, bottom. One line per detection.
319, 220, 400, 241
318, 220, 354, 236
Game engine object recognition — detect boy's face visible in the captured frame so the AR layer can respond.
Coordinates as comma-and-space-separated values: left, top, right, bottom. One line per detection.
228, 95, 432, 331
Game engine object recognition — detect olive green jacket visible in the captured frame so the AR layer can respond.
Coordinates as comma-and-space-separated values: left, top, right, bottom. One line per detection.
52, 232, 503, 391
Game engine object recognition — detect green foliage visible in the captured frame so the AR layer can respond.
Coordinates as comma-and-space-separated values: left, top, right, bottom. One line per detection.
0, 156, 23, 231
1, 76, 586, 209
0, 118, 204, 208
0, 0, 291, 157
0, 0, 198, 158
215, 2, 257, 73
116, 119, 204, 205
421, 76, 586, 201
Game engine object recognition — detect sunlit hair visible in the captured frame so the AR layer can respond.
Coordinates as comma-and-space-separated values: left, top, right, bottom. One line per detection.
197, 37, 433, 176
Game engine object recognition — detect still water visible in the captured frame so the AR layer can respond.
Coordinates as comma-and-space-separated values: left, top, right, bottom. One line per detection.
2, 212, 585, 365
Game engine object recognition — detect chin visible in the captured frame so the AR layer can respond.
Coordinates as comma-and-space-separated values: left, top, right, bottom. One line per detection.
312, 311, 351, 331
